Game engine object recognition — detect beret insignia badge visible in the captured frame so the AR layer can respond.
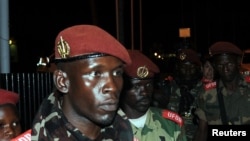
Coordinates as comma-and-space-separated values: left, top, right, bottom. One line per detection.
137, 66, 149, 78
179, 52, 186, 60
57, 36, 70, 59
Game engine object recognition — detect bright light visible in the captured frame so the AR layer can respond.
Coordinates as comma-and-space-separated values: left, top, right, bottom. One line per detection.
154, 52, 158, 56
9, 39, 12, 45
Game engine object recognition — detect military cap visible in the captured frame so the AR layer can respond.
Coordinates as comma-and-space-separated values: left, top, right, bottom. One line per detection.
209, 41, 242, 56
124, 50, 160, 79
177, 48, 201, 66
54, 25, 131, 65
0, 89, 19, 105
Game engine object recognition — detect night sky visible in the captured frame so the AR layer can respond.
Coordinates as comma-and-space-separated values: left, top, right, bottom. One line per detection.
8, 0, 250, 72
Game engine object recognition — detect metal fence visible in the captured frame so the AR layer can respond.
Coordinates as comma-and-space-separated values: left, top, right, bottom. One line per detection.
0, 73, 54, 131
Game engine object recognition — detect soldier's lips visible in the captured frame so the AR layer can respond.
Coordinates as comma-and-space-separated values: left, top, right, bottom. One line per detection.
100, 102, 118, 112
139, 99, 150, 105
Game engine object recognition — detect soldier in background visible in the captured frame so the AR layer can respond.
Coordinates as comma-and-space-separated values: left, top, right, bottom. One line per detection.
166, 48, 203, 141
194, 41, 250, 140
0, 89, 22, 140
118, 49, 187, 141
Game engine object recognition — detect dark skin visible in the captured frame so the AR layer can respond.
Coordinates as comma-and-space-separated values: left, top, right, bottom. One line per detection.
54, 56, 125, 140
0, 104, 22, 140
213, 54, 241, 91
120, 78, 154, 119
176, 61, 202, 82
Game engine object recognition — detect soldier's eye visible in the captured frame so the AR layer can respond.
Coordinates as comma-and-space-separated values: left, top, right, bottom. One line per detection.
89, 71, 102, 77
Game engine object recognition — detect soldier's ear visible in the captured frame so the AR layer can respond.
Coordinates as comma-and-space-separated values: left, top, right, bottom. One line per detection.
53, 70, 69, 93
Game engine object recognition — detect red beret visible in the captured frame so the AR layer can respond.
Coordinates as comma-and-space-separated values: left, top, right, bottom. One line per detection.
209, 41, 242, 56
124, 50, 160, 78
0, 89, 19, 105
54, 25, 131, 65
177, 49, 201, 66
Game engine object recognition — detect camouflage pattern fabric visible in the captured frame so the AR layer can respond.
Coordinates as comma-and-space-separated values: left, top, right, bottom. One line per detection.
196, 74, 250, 125
167, 80, 201, 141
118, 107, 187, 141
31, 93, 133, 141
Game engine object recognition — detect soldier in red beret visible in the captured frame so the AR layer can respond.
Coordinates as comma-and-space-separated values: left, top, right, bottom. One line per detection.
118, 49, 187, 141
31, 25, 133, 141
0, 89, 22, 140
195, 41, 250, 140
165, 48, 203, 141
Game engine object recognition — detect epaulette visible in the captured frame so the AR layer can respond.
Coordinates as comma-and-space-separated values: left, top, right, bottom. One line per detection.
203, 81, 216, 90
162, 109, 183, 127
245, 75, 250, 83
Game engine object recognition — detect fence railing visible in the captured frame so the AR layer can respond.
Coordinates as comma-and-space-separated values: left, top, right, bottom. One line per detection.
0, 73, 54, 131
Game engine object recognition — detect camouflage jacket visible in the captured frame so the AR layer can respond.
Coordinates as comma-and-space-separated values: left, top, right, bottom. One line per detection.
166, 80, 201, 141
196, 74, 250, 125
118, 107, 187, 141
31, 93, 133, 141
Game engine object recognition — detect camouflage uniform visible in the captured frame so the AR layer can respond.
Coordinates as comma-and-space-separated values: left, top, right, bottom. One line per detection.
196, 74, 250, 125
31, 93, 133, 141
167, 79, 200, 141
118, 107, 187, 141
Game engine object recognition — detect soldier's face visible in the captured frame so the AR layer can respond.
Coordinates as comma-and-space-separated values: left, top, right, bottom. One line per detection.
123, 79, 154, 115
0, 105, 22, 140
213, 54, 239, 82
56, 56, 125, 126
177, 62, 200, 81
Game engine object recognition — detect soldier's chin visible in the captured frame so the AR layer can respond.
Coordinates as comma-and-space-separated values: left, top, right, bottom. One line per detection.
100, 120, 113, 127
97, 113, 116, 126
137, 106, 149, 113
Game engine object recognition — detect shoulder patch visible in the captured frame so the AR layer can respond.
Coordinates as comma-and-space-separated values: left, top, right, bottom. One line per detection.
203, 81, 216, 90
162, 109, 183, 127
245, 76, 250, 83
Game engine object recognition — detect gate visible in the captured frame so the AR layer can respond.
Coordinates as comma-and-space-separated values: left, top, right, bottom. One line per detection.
0, 73, 54, 131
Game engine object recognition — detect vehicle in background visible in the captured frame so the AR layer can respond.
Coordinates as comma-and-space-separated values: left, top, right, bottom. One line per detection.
240, 49, 250, 75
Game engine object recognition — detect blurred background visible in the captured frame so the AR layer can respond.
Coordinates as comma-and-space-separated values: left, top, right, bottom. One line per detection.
4, 0, 250, 73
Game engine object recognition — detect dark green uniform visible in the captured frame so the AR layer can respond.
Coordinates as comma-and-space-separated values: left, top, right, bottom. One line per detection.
118, 107, 187, 141
197, 74, 250, 125
167, 80, 201, 141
